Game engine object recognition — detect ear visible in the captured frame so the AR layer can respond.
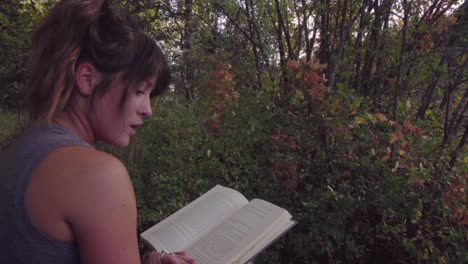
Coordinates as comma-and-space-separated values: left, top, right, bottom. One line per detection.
75, 63, 100, 96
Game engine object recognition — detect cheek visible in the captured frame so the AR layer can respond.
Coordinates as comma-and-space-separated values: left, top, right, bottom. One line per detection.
91, 100, 125, 133
125, 94, 142, 114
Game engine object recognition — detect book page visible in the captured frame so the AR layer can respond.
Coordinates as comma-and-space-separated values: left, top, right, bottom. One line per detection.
140, 185, 249, 252
236, 220, 296, 264
185, 199, 292, 264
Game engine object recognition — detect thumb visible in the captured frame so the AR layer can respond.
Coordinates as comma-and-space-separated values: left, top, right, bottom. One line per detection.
143, 251, 163, 264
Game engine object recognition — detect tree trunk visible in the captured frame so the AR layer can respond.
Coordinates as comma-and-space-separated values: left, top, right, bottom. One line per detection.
353, 0, 372, 92
392, 0, 410, 120
361, 0, 382, 95
272, 0, 288, 86
327, 0, 349, 91
449, 120, 467, 167
292, 0, 303, 59
448, 90, 468, 145
371, 0, 394, 101
318, 0, 331, 65
416, 54, 446, 119
441, 57, 468, 147
245, 0, 263, 90
277, 0, 294, 60
301, 0, 310, 61
181, 0, 195, 101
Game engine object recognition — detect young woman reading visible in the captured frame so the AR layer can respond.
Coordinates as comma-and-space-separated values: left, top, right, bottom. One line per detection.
0, 1, 194, 263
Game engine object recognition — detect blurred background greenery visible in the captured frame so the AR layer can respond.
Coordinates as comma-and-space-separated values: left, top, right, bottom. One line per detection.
1, 0, 466, 263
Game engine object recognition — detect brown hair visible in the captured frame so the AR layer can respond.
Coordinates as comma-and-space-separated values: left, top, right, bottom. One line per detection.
26, 0, 170, 122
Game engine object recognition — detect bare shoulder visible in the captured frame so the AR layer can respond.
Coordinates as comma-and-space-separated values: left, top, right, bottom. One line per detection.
38, 146, 140, 263
47, 145, 127, 177
35, 145, 136, 220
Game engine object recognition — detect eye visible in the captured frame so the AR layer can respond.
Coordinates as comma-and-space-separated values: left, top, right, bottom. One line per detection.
136, 90, 146, 96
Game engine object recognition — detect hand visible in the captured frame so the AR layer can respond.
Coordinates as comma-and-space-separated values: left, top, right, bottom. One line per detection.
144, 251, 195, 264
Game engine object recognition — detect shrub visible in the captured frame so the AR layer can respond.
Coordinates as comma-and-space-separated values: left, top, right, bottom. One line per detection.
124, 60, 466, 263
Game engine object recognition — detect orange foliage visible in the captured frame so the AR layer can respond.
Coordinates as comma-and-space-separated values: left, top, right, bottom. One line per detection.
205, 62, 239, 135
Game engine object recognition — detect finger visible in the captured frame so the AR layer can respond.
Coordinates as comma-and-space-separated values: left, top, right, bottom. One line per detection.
175, 254, 195, 264
166, 253, 195, 264
144, 251, 162, 264
164, 254, 180, 264
178, 255, 195, 264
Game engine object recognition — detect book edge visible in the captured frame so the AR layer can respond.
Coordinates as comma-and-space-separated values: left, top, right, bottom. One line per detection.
235, 220, 297, 264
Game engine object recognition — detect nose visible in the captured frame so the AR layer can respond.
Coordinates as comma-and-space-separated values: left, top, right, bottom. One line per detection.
140, 97, 153, 118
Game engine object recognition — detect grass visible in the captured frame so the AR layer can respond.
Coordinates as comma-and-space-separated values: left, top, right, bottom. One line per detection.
0, 110, 22, 149
0, 110, 147, 176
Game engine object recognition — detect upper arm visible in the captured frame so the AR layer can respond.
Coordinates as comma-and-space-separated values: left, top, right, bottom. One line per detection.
63, 151, 140, 264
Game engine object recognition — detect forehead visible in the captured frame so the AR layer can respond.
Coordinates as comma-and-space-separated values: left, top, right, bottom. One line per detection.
142, 75, 158, 90
145, 75, 158, 85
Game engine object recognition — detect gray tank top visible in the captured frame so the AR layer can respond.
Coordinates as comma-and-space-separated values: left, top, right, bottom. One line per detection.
0, 123, 93, 263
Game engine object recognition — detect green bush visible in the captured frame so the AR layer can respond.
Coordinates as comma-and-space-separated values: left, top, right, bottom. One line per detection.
0, 111, 22, 150
129, 61, 467, 263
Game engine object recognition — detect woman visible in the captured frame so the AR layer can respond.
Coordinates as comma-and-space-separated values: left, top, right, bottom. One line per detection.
0, 0, 194, 263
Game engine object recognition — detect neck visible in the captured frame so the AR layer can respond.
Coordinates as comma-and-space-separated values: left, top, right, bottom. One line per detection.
53, 105, 96, 146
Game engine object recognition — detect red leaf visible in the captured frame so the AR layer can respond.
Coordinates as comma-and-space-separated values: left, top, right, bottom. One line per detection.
343, 170, 352, 179
287, 60, 300, 70
309, 86, 321, 100
402, 141, 411, 152
305, 73, 321, 87
288, 138, 297, 150
381, 155, 390, 161
372, 134, 379, 147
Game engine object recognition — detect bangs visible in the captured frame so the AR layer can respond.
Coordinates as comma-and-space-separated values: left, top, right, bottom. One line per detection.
123, 32, 171, 96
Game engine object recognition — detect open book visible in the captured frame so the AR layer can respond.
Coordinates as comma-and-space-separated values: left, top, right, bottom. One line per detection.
140, 185, 296, 264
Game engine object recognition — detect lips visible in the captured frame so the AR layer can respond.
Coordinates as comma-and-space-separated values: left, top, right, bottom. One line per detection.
129, 124, 142, 135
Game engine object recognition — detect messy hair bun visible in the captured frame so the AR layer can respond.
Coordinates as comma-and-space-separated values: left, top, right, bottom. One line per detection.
27, 0, 170, 122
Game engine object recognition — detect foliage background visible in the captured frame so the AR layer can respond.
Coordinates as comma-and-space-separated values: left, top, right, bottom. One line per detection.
1, 0, 467, 263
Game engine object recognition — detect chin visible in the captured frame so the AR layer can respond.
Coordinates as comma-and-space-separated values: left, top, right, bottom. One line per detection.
104, 136, 130, 148
114, 139, 130, 148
